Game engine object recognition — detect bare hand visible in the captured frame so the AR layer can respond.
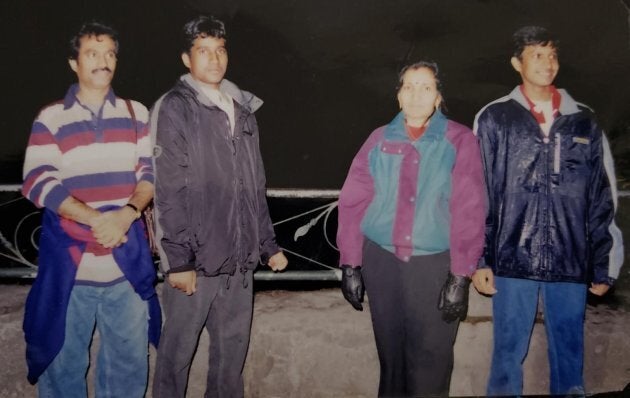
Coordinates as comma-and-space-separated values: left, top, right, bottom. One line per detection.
589, 283, 610, 296
472, 268, 497, 295
168, 271, 197, 295
268, 252, 288, 271
90, 207, 136, 248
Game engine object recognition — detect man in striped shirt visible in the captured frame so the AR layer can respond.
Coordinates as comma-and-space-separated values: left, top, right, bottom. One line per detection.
21, 21, 159, 397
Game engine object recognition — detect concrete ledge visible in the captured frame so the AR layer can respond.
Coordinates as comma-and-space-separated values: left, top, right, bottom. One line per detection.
1, 284, 629, 397
241, 288, 630, 397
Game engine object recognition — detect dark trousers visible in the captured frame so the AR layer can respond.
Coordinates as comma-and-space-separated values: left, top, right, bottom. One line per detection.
362, 240, 459, 397
152, 272, 253, 398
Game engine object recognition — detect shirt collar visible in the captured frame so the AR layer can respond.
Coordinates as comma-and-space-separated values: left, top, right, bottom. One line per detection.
63, 83, 117, 110
518, 85, 561, 124
509, 85, 580, 116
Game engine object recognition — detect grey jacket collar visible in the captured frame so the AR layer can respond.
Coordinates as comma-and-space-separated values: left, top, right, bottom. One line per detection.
180, 74, 263, 113
509, 86, 581, 116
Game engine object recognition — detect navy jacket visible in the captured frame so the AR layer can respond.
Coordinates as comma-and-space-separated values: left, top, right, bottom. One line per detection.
151, 75, 279, 276
474, 87, 623, 284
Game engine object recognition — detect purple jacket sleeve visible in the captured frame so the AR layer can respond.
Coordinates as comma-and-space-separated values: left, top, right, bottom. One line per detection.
446, 123, 486, 276
337, 128, 383, 267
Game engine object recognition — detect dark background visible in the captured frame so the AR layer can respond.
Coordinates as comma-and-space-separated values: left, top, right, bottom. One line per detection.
2, 0, 629, 188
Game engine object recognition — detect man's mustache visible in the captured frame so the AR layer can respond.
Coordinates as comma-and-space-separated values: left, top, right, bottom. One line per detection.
91, 67, 112, 74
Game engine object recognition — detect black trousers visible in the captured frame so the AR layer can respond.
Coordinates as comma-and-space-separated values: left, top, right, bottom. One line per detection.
152, 272, 254, 398
362, 240, 459, 397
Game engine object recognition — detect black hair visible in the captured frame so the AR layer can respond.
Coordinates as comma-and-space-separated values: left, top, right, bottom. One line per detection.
396, 61, 442, 93
512, 26, 559, 59
181, 15, 227, 54
68, 21, 119, 60
396, 60, 445, 112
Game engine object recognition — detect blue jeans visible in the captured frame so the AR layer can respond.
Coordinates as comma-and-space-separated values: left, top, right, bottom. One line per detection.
38, 280, 149, 398
487, 276, 587, 396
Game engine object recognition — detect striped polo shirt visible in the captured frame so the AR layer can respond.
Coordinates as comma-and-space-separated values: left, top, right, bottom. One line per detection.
22, 84, 153, 283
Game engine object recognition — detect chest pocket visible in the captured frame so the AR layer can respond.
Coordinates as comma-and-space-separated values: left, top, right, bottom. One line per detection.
562, 133, 591, 175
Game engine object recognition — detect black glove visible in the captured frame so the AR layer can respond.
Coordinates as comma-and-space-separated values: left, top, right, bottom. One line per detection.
438, 272, 471, 323
341, 265, 365, 311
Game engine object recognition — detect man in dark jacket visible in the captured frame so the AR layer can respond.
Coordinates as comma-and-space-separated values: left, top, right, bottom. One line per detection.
151, 15, 288, 398
472, 26, 624, 396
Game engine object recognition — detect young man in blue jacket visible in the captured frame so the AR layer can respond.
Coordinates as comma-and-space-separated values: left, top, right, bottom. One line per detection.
472, 25, 624, 396
151, 15, 287, 398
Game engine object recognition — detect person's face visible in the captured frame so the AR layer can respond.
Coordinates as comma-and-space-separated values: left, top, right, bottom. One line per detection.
68, 34, 117, 92
182, 35, 228, 89
511, 44, 559, 91
397, 67, 442, 126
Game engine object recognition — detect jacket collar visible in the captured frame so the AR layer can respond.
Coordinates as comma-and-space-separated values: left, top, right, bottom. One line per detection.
508, 85, 580, 116
180, 74, 263, 113
384, 109, 448, 142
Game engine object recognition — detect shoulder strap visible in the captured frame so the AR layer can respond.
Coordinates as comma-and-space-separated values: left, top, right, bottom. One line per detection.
125, 98, 159, 256
125, 99, 138, 134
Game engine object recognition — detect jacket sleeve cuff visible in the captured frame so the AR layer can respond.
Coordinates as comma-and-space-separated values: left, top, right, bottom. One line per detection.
594, 276, 616, 286
259, 238, 280, 265
451, 263, 477, 277
167, 264, 196, 274
477, 257, 492, 269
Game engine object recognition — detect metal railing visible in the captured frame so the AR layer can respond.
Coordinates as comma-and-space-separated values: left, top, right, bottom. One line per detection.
2, 185, 628, 281
0, 186, 342, 281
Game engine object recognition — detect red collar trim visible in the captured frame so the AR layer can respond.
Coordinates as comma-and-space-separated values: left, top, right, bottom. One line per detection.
519, 85, 561, 124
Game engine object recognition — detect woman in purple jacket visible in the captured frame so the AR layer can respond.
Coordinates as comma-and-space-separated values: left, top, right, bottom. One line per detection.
336, 61, 485, 397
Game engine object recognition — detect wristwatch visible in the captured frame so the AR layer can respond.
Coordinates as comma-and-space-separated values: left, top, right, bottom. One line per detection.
125, 203, 142, 220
